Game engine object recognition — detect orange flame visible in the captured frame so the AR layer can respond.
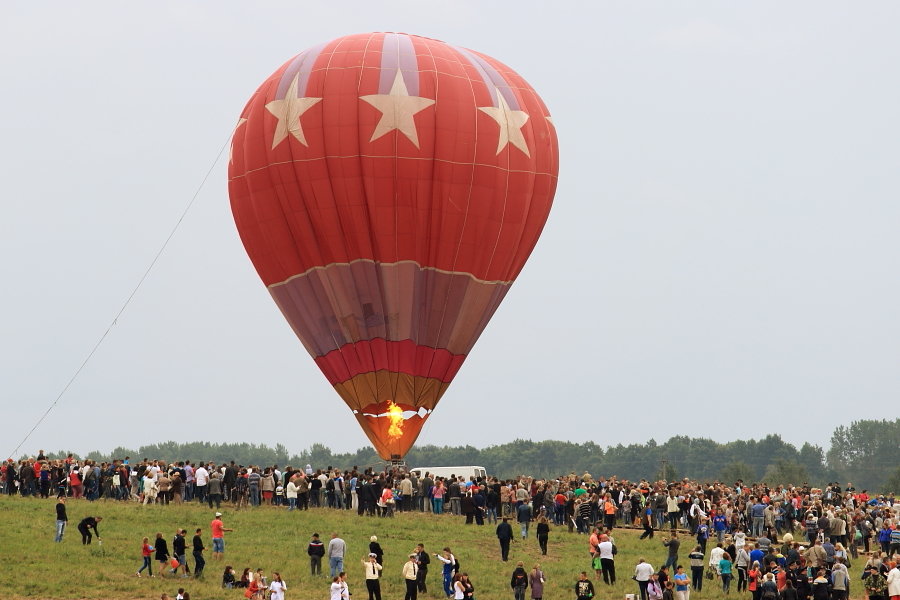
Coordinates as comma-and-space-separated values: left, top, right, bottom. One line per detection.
386, 401, 404, 440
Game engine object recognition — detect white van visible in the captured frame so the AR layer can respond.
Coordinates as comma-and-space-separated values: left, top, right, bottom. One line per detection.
409, 466, 487, 481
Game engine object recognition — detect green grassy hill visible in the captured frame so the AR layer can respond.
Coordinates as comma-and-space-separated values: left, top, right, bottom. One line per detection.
0, 496, 863, 599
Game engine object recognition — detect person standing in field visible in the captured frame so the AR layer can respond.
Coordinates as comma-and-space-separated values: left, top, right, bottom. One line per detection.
137, 536, 154, 577
435, 547, 457, 597
663, 532, 680, 570
672, 565, 690, 600
308, 532, 325, 576
171, 471, 184, 504
369, 536, 384, 568
687, 545, 704, 592
414, 543, 430, 593
452, 573, 466, 599
402, 553, 419, 600
210, 512, 232, 561
328, 532, 347, 577
460, 572, 475, 600
598, 533, 616, 585
517, 501, 533, 539
330, 572, 350, 600
575, 571, 595, 600
361, 553, 383, 600
634, 557, 655, 600
207, 472, 223, 509
54, 495, 68, 542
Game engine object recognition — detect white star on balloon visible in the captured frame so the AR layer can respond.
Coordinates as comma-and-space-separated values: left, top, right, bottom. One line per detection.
265, 73, 321, 149
360, 70, 435, 148
229, 118, 247, 163
478, 87, 530, 157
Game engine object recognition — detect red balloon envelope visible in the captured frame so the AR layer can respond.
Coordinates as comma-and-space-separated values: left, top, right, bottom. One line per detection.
228, 32, 558, 459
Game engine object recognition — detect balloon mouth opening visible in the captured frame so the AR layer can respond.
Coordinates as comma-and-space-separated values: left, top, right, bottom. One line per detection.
354, 401, 431, 443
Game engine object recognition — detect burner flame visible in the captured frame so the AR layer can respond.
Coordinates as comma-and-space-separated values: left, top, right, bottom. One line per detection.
386, 400, 404, 440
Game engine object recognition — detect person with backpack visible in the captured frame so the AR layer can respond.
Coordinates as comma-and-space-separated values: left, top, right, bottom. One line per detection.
510, 561, 528, 600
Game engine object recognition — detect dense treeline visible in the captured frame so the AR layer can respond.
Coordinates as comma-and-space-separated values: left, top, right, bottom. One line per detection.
40, 419, 898, 492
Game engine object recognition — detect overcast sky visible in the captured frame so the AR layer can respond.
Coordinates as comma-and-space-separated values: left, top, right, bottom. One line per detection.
2, 2, 898, 461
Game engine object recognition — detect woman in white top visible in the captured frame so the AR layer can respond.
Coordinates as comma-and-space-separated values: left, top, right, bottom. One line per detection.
733, 529, 747, 551
267, 572, 287, 600
708, 543, 725, 575
452, 574, 465, 600
286, 480, 299, 510
330, 573, 349, 600
142, 475, 158, 505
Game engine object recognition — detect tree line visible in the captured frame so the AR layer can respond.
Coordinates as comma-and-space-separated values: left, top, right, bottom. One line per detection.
39, 419, 898, 493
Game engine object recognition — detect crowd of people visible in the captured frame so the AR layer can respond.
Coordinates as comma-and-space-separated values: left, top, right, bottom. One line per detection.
5, 450, 900, 600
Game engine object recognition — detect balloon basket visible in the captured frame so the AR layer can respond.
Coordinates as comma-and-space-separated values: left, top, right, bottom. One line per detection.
389, 456, 407, 470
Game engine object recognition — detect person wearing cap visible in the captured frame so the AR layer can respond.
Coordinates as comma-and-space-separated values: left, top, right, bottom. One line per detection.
210, 512, 232, 561
361, 553, 383, 600
863, 563, 888, 600
402, 553, 419, 600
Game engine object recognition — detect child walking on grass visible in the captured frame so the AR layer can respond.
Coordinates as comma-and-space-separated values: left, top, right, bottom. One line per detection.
137, 537, 154, 577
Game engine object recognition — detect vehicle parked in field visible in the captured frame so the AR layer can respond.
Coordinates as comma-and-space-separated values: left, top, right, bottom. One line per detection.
408, 466, 487, 481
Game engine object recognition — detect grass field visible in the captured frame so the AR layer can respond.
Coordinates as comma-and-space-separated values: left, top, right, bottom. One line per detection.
0, 496, 866, 600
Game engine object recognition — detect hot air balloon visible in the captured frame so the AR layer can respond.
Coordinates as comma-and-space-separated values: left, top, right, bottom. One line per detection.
228, 32, 558, 460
